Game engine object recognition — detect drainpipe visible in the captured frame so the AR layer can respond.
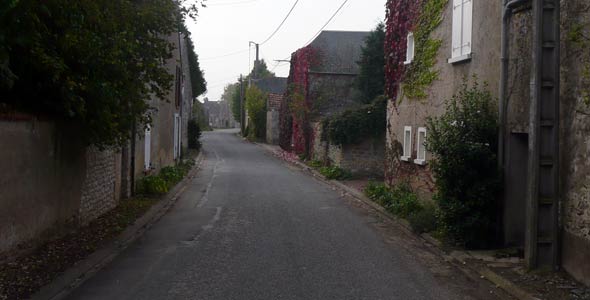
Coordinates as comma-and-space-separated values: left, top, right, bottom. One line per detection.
499, 0, 531, 171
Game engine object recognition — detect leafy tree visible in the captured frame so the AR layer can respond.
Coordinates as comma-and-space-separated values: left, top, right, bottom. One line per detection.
250, 59, 275, 79
245, 85, 267, 140
221, 82, 241, 122
0, 0, 204, 148
180, 24, 207, 98
356, 23, 386, 103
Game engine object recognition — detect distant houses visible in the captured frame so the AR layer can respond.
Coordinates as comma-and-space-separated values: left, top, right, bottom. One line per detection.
202, 98, 239, 129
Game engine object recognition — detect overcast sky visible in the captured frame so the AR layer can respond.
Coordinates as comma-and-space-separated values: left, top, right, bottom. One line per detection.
186, 0, 386, 102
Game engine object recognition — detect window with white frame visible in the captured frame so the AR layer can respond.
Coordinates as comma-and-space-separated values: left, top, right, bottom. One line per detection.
402, 126, 412, 161
404, 32, 415, 65
449, 0, 473, 63
415, 127, 427, 165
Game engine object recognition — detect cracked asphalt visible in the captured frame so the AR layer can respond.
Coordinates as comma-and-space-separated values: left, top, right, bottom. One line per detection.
66, 129, 510, 300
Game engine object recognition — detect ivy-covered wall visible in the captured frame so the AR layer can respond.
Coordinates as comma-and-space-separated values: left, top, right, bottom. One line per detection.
384, 0, 502, 198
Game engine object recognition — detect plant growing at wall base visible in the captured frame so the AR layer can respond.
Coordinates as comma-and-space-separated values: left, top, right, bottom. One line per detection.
319, 166, 352, 180
187, 119, 202, 150
426, 79, 499, 248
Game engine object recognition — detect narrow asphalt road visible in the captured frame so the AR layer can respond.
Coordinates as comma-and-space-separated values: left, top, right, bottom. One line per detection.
66, 129, 507, 300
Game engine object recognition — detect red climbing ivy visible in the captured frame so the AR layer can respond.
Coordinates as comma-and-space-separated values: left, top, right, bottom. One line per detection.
279, 46, 318, 156
384, 0, 421, 102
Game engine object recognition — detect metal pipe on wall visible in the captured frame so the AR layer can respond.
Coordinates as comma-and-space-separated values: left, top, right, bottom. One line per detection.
499, 0, 531, 171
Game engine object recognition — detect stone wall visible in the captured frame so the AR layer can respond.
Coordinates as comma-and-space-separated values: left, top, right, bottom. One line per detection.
266, 93, 283, 145
559, 0, 590, 285
79, 147, 121, 224
0, 115, 122, 255
311, 122, 384, 177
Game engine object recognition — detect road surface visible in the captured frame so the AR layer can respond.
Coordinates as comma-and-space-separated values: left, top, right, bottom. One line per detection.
66, 129, 507, 300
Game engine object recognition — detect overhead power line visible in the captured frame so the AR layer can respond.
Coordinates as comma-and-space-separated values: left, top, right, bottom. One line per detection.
200, 49, 250, 61
304, 0, 350, 46
260, 0, 300, 45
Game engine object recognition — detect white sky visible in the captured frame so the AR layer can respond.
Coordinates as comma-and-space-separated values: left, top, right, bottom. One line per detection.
186, 0, 386, 102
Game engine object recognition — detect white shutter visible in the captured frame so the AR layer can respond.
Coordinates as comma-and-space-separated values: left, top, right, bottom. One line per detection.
405, 32, 415, 64
417, 127, 427, 161
402, 126, 412, 160
451, 0, 463, 58
144, 125, 151, 170
461, 0, 473, 55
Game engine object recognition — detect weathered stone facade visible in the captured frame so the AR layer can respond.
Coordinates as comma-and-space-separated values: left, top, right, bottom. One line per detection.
266, 93, 283, 145
385, 0, 590, 284
311, 122, 384, 177
202, 98, 237, 129
79, 147, 121, 223
385, 0, 501, 196
558, 0, 590, 285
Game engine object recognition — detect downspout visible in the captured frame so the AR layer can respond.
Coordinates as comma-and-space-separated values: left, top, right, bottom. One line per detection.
499, 0, 531, 171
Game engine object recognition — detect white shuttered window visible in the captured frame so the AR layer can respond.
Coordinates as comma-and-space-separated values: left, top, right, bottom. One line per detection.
402, 126, 412, 162
415, 127, 427, 165
450, 0, 472, 61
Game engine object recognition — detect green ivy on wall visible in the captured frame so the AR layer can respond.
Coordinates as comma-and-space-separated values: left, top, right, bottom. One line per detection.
321, 96, 387, 145
567, 16, 590, 114
402, 0, 448, 100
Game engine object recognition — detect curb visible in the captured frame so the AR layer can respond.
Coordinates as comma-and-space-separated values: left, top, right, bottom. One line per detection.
32, 152, 205, 300
257, 143, 535, 300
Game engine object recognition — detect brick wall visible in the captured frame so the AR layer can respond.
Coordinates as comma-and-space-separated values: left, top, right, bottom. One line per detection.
79, 147, 121, 224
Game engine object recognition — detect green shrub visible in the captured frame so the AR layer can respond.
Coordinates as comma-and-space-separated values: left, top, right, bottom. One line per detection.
319, 166, 352, 180
137, 176, 169, 195
387, 182, 421, 218
364, 181, 393, 206
408, 203, 438, 234
426, 79, 499, 248
365, 181, 424, 219
187, 119, 202, 150
308, 160, 323, 169
322, 96, 387, 145
137, 160, 195, 196
159, 166, 184, 186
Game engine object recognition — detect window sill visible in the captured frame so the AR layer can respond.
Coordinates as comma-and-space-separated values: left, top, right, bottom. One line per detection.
401, 156, 412, 162
414, 159, 427, 166
448, 53, 472, 64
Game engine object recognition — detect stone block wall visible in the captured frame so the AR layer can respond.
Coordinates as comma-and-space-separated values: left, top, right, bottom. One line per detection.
311, 122, 384, 177
340, 137, 385, 177
79, 147, 121, 224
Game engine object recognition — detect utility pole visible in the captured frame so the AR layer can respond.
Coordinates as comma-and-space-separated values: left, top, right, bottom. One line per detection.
239, 75, 245, 136
249, 41, 260, 84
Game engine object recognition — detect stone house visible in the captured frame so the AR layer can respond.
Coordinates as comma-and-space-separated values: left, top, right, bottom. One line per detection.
202, 98, 238, 129
0, 31, 193, 256
251, 77, 287, 145
384, 0, 589, 284
280, 30, 384, 175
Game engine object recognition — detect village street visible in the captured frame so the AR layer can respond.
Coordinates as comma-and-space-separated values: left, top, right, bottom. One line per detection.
65, 129, 507, 300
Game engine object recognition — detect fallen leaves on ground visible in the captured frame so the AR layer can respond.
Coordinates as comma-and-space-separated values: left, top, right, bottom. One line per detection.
0, 198, 158, 300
